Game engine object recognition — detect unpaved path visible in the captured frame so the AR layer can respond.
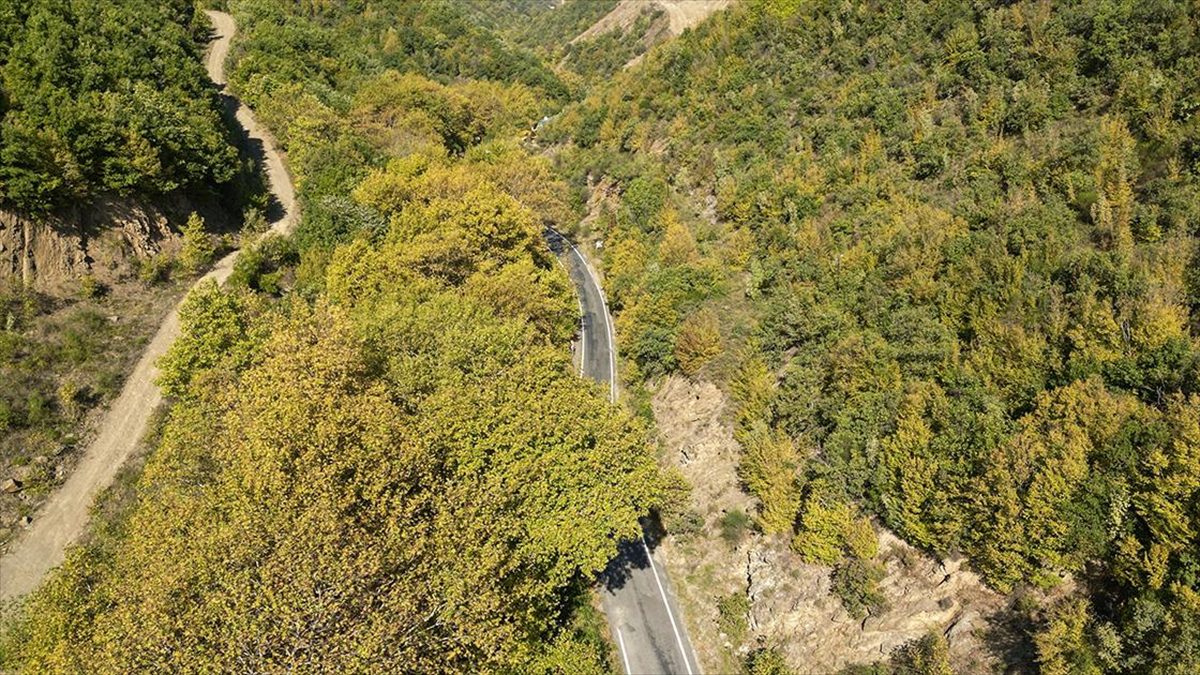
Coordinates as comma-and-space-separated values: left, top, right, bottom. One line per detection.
0, 11, 295, 604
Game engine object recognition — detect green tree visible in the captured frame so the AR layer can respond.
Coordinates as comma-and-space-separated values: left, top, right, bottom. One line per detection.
0, 0, 238, 210
738, 423, 803, 535
675, 308, 722, 375
176, 212, 215, 275
791, 481, 876, 565
892, 633, 952, 675
155, 281, 266, 400
830, 557, 888, 620
1036, 600, 1102, 675
5, 297, 664, 672
877, 385, 942, 550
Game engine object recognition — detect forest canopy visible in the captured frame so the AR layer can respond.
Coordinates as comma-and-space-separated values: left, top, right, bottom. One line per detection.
5, 0, 1200, 671
547, 0, 1200, 670
0, 0, 239, 211
0, 176, 663, 670
0, 1, 663, 671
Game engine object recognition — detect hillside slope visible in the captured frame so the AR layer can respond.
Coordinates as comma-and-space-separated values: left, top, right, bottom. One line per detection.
0, 0, 257, 559
574, 0, 732, 42
0, 0, 239, 213
547, 0, 1200, 671
568, 0, 733, 71
0, 8, 296, 606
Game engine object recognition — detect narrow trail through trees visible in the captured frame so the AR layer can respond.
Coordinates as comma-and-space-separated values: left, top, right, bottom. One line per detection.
0, 11, 295, 604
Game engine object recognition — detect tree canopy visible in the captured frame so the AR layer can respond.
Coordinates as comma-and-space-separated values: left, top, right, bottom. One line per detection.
547, 0, 1200, 669
1, 99, 663, 674
0, 0, 239, 211
0, 3, 663, 671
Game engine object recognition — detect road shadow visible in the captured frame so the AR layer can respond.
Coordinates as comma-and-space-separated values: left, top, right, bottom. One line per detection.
217, 90, 286, 226
599, 515, 667, 593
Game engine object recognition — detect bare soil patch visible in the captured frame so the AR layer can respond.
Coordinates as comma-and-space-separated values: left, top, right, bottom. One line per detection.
651, 375, 1015, 673
573, 0, 733, 43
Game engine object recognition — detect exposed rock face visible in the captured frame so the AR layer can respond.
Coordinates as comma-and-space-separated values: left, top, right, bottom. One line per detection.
743, 533, 1007, 672
652, 375, 1011, 673
652, 376, 753, 521
0, 198, 178, 292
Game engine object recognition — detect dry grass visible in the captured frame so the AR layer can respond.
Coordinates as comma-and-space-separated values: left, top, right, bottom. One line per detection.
0, 278, 185, 550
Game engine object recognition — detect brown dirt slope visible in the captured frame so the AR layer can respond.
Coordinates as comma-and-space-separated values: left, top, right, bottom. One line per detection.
572, 0, 733, 43
652, 375, 1012, 673
0, 196, 235, 293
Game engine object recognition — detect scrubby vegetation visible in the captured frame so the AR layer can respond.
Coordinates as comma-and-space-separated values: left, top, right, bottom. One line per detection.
546, 0, 1200, 669
840, 634, 954, 675
560, 5, 664, 83
455, 0, 621, 55
0, 280, 186, 547
717, 591, 751, 643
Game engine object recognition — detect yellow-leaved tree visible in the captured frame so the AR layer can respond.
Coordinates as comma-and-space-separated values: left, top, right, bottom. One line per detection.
2, 146, 663, 672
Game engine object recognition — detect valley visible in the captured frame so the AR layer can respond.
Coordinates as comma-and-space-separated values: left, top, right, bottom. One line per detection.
3, 1, 1200, 673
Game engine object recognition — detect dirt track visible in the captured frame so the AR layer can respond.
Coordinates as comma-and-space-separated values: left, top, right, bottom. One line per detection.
0, 11, 295, 604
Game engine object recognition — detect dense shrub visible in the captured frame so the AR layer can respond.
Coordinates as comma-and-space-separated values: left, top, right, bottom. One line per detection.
552, 0, 1200, 667
0, 0, 238, 210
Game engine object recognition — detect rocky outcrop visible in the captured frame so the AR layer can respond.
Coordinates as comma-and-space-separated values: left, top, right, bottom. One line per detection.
0, 198, 181, 292
652, 376, 753, 521
652, 375, 1013, 673
743, 532, 1008, 672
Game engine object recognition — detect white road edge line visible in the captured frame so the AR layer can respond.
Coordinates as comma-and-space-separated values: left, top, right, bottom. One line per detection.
616, 626, 633, 675
566, 235, 616, 400
546, 228, 613, 394
552, 228, 693, 673
642, 538, 694, 675
596, 268, 618, 403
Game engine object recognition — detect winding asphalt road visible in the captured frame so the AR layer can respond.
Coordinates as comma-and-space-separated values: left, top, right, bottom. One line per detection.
0, 11, 294, 604
546, 230, 702, 675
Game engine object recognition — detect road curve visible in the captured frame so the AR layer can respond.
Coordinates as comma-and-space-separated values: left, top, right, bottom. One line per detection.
0, 11, 296, 604
545, 229, 702, 675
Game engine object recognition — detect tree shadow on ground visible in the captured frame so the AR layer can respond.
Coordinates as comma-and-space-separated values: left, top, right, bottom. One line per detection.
597, 515, 667, 593
980, 602, 1037, 674
218, 91, 286, 226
